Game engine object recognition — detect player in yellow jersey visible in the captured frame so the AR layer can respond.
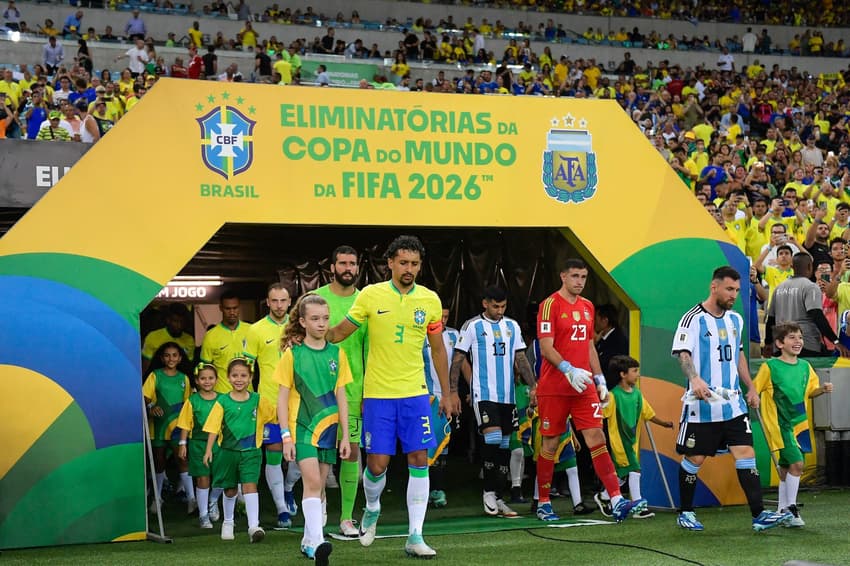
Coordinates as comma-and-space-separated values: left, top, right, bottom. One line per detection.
244, 283, 292, 528
141, 303, 195, 375
200, 292, 250, 393
327, 236, 461, 559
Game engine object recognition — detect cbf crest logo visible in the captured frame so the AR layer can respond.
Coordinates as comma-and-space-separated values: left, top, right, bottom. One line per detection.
328, 359, 338, 375
196, 93, 256, 180
542, 114, 598, 204
413, 308, 427, 327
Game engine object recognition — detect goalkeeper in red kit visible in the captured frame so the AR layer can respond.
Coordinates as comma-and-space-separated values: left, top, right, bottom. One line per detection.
534, 259, 647, 522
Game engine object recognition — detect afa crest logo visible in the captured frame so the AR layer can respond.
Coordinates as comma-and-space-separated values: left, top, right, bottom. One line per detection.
542, 114, 598, 204
197, 97, 256, 180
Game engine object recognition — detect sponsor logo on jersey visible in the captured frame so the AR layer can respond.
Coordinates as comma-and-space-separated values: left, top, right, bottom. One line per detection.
197, 99, 256, 180
542, 119, 598, 205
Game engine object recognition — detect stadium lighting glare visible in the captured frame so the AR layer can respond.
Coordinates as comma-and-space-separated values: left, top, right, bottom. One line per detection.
10, 31, 21, 42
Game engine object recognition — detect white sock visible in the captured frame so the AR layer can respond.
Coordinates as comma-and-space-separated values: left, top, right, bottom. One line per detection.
777, 479, 788, 512
407, 469, 430, 536
533, 474, 539, 499
601, 488, 610, 500
265, 463, 287, 514
244, 492, 260, 529
285, 461, 302, 492
210, 487, 223, 505
180, 472, 195, 501
302, 497, 323, 547
237, 484, 245, 503
628, 472, 642, 501
196, 487, 209, 518
154, 472, 165, 501
363, 469, 386, 512
510, 448, 524, 487
566, 466, 582, 507
223, 495, 237, 522
785, 473, 801, 507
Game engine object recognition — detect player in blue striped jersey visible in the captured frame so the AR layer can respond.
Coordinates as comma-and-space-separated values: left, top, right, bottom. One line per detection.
451, 286, 537, 517
671, 266, 791, 532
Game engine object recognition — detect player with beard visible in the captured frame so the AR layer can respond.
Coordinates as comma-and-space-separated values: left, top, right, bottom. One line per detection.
672, 266, 791, 532
244, 283, 293, 528
314, 245, 368, 537
327, 235, 461, 558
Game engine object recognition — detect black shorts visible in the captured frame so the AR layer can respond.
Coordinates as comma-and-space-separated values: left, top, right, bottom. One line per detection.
474, 401, 517, 436
675, 414, 753, 456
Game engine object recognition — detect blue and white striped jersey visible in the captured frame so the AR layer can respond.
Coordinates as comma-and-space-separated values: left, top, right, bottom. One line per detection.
456, 315, 526, 404
423, 327, 459, 398
671, 303, 747, 423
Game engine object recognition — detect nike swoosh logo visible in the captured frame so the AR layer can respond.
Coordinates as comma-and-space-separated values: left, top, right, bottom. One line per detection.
377, 309, 390, 314
421, 437, 432, 444
219, 345, 228, 350
484, 503, 497, 513
265, 338, 275, 344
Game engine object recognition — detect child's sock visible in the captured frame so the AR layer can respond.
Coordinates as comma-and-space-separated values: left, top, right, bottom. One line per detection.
180, 472, 195, 501
566, 466, 583, 507
510, 447, 525, 488
196, 487, 209, 518
777, 479, 788, 512
244, 492, 260, 529
285, 461, 302, 491
628, 471, 642, 501
785, 473, 801, 508
154, 472, 165, 501
302, 497, 323, 547
265, 451, 287, 514
223, 495, 237, 522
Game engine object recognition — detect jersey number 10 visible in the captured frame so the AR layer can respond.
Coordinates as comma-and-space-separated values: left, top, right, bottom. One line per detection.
715, 344, 733, 362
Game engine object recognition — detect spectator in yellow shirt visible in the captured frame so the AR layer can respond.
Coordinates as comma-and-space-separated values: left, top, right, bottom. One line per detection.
188, 21, 204, 49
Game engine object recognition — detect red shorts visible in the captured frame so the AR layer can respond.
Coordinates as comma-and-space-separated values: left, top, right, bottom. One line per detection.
537, 390, 602, 436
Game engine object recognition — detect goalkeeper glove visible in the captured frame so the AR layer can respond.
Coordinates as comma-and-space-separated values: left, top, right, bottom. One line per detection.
558, 361, 593, 393
594, 374, 609, 404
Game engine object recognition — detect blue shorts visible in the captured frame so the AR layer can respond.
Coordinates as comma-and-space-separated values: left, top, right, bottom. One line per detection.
262, 423, 282, 445
362, 395, 436, 455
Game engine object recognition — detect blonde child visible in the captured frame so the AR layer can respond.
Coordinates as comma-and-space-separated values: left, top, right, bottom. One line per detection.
176, 363, 223, 527
275, 294, 351, 565
142, 342, 193, 513
754, 322, 833, 527
602, 355, 673, 519
202, 358, 277, 542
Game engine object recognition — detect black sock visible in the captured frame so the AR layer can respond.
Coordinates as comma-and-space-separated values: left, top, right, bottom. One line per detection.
736, 467, 764, 517
678, 465, 698, 512
430, 456, 445, 491
482, 443, 499, 493
496, 447, 511, 498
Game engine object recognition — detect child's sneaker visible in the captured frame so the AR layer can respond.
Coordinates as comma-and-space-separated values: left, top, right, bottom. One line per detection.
187, 498, 198, 515
429, 489, 447, 508
208, 501, 220, 522
634, 509, 655, 519
221, 521, 235, 541
314, 541, 333, 566
784, 504, 805, 528
593, 492, 612, 517
199, 515, 213, 529
339, 519, 359, 537
248, 526, 265, 543
573, 502, 595, 515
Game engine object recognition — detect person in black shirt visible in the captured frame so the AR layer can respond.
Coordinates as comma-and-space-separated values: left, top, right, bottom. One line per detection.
202, 46, 217, 78
594, 304, 629, 390
254, 45, 271, 78
804, 215, 832, 269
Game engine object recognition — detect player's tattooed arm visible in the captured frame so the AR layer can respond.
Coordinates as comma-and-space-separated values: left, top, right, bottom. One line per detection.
514, 354, 537, 388
449, 349, 466, 392
677, 351, 699, 380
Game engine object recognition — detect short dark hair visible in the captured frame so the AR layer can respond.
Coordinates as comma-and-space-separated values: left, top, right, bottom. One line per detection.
331, 244, 357, 263
267, 282, 288, 294
711, 266, 740, 282
774, 322, 802, 343
792, 252, 812, 272
776, 244, 793, 255
482, 285, 507, 302
561, 258, 587, 272
385, 235, 425, 259
220, 290, 239, 303
609, 354, 639, 378
837, 202, 850, 212
166, 303, 188, 317
596, 304, 619, 327
830, 238, 847, 248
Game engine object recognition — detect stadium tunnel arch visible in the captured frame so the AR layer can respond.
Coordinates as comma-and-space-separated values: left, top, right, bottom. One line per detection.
0, 80, 747, 549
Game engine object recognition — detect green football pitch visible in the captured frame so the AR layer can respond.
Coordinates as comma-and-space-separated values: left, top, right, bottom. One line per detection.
4, 471, 849, 566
